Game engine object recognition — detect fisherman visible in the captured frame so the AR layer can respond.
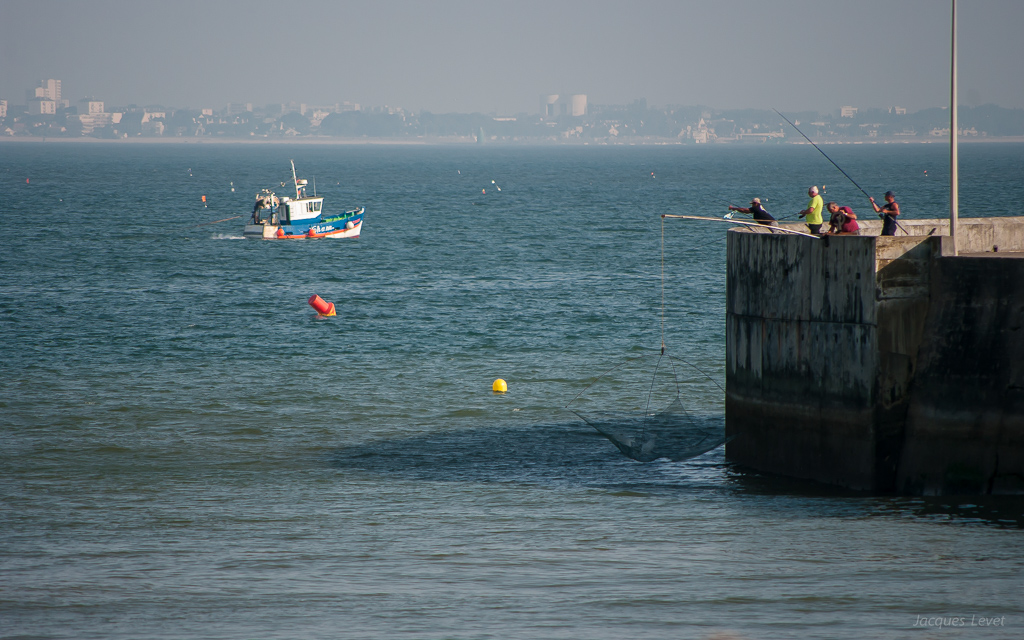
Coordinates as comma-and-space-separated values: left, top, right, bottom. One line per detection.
870, 191, 900, 236
825, 202, 859, 235
252, 196, 266, 223
728, 198, 777, 226
797, 186, 824, 234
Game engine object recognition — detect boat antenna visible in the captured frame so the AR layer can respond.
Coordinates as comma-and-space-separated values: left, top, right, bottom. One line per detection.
290, 159, 300, 199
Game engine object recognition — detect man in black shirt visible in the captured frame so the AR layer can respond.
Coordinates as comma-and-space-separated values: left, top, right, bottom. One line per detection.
870, 191, 900, 236
728, 198, 777, 226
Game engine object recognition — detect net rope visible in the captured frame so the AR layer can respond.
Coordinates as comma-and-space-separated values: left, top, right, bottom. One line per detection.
565, 216, 730, 462
565, 353, 728, 462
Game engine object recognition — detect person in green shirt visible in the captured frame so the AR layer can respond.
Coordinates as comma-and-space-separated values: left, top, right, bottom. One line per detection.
797, 186, 824, 234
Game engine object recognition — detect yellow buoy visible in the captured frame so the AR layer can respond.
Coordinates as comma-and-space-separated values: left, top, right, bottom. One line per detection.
492, 378, 507, 393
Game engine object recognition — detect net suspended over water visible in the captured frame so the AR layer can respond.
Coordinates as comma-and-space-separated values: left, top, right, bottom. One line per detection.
566, 352, 729, 462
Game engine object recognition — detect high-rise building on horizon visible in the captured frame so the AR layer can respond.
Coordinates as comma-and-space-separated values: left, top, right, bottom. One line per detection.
27, 79, 62, 104
541, 94, 587, 118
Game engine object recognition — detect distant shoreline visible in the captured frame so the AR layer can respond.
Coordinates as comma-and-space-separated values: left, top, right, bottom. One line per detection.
2, 135, 1023, 146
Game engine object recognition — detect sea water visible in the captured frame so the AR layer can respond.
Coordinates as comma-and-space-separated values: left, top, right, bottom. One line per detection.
2, 141, 1023, 640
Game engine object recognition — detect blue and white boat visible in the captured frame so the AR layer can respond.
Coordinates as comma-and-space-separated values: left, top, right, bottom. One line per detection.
244, 161, 364, 239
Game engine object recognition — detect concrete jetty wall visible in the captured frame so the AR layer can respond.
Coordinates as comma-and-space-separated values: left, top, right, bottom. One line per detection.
724, 217, 1024, 494
899, 256, 1024, 494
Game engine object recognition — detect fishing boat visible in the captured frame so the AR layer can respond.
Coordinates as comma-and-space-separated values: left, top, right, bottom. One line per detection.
243, 161, 364, 239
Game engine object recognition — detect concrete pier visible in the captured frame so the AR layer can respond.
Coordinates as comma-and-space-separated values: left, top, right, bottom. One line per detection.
725, 217, 1024, 495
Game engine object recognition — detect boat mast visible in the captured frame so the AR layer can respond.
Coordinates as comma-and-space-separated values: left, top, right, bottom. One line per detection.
950, 0, 959, 255
291, 159, 300, 200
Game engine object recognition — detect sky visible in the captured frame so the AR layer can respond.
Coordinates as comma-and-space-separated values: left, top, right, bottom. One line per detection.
2, 0, 1022, 115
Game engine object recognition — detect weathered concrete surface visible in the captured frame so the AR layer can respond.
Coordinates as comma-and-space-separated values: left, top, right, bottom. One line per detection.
726, 217, 1024, 494
898, 257, 1024, 494
784, 216, 1024, 254
725, 232, 881, 489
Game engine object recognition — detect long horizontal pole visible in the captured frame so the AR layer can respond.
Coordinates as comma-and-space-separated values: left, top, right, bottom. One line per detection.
661, 214, 822, 238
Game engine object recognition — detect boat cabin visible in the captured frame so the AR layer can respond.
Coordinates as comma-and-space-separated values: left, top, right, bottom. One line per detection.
278, 197, 324, 223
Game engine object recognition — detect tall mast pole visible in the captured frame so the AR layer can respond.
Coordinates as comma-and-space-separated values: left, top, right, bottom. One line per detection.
950, 0, 959, 255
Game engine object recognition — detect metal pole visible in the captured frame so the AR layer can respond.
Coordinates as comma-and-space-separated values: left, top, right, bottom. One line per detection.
950, 0, 959, 255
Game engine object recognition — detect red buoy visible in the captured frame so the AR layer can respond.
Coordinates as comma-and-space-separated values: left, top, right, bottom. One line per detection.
308, 294, 336, 316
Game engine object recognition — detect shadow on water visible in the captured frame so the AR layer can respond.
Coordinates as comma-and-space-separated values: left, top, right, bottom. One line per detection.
329, 421, 1024, 528
328, 420, 735, 493
725, 463, 1024, 530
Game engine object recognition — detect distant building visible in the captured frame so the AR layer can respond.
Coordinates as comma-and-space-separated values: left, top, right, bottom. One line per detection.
225, 102, 253, 115
27, 97, 57, 115
682, 118, 715, 144
890, 106, 907, 115
76, 99, 121, 134
310, 109, 332, 127
541, 94, 587, 118
840, 106, 858, 118
27, 79, 62, 105
80, 100, 105, 115
0, 100, 7, 118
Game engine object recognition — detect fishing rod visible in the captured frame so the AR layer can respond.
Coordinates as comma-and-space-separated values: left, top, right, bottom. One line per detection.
717, 197, 743, 219
774, 109, 871, 198
774, 109, 908, 234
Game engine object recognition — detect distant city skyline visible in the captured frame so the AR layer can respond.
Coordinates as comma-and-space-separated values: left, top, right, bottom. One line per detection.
2, 0, 1023, 115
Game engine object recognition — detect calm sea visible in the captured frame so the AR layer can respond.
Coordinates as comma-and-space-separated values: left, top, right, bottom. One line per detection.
2, 141, 1023, 640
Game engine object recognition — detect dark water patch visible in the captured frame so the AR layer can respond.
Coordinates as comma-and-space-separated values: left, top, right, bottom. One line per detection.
871, 496, 1024, 530
328, 421, 733, 491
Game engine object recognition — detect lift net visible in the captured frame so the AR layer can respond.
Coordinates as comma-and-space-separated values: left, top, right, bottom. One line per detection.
566, 353, 728, 462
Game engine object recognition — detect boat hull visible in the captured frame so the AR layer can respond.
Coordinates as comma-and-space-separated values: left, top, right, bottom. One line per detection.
244, 208, 364, 240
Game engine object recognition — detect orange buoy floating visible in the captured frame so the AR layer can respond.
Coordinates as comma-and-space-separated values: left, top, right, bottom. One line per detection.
276, 228, 285, 238
308, 294, 336, 317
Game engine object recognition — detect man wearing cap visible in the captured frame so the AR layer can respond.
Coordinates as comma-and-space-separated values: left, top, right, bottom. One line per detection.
797, 186, 824, 234
870, 191, 901, 236
728, 198, 776, 226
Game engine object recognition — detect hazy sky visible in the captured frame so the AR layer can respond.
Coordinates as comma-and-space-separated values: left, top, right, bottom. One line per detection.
2, 0, 1022, 114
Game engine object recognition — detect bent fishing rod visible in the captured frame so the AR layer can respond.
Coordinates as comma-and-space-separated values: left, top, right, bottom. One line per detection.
774, 109, 907, 233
